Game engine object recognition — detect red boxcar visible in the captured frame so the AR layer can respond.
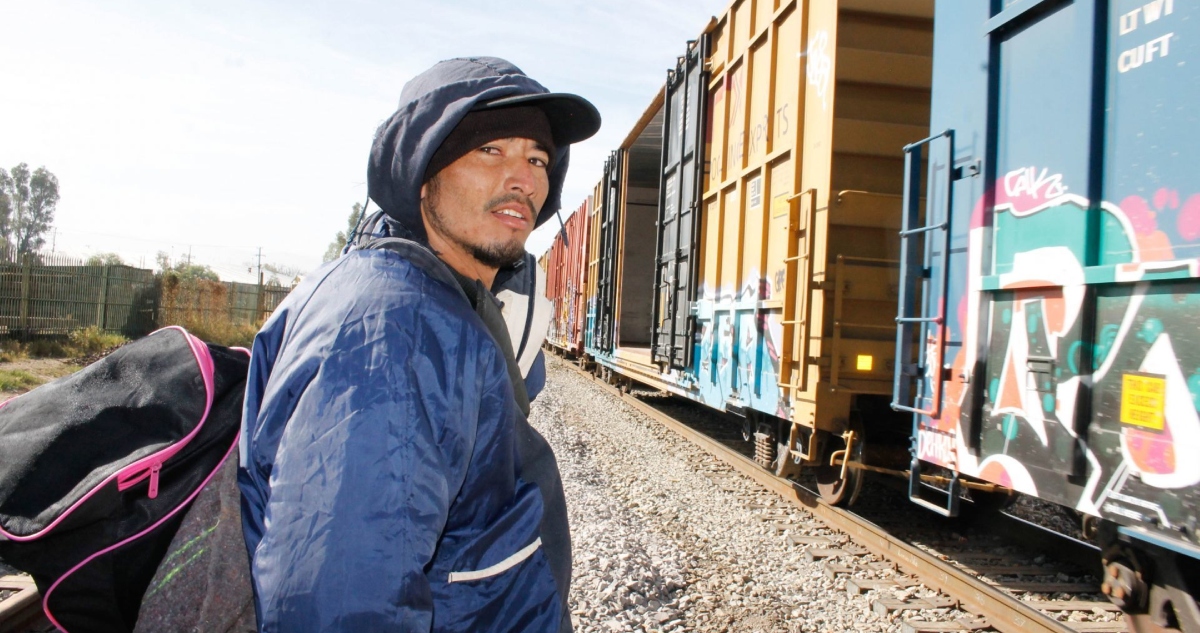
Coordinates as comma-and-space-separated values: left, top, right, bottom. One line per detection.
545, 198, 591, 356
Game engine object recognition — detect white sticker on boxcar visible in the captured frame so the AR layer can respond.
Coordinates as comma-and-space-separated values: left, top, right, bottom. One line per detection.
748, 175, 763, 209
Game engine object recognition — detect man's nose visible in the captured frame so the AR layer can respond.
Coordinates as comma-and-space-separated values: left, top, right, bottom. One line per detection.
505, 157, 538, 197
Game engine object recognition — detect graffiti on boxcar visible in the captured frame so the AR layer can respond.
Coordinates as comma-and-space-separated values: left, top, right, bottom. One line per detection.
695, 275, 786, 418
922, 166, 1200, 518
805, 30, 831, 111
1003, 166, 1068, 200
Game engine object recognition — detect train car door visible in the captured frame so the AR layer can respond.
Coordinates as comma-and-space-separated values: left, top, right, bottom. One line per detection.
593, 151, 623, 355
652, 36, 710, 371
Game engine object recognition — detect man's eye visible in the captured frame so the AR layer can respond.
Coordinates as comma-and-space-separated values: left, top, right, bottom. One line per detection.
530, 157, 549, 168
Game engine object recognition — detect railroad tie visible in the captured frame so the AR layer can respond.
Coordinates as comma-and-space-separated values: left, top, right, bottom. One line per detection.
899, 617, 991, 633
871, 595, 957, 616
804, 545, 868, 562
823, 560, 895, 580
823, 562, 855, 579
0, 575, 42, 633
845, 576, 919, 596
787, 535, 832, 547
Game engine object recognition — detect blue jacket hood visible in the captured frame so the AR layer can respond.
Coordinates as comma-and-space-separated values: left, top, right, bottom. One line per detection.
367, 57, 573, 242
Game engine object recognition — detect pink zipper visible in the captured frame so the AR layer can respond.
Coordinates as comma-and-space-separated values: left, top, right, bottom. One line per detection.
113, 327, 214, 498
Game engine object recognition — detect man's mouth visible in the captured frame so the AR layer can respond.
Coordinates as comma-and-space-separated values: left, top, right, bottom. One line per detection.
495, 208, 526, 220
491, 204, 532, 228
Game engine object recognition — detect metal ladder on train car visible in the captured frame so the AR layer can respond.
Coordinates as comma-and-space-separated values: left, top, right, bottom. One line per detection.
892, 129, 960, 517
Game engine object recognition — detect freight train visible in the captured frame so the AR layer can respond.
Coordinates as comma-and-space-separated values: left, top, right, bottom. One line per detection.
541, 0, 1199, 628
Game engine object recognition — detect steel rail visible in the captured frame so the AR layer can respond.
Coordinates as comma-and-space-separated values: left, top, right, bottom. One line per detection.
563, 362, 1077, 633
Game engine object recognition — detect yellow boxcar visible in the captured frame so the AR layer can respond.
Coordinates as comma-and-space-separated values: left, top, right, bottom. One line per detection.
695, 0, 934, 502
566, 0, 934, 503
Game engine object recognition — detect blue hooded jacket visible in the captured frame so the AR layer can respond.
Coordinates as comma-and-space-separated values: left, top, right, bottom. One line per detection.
239, 58, 580, 632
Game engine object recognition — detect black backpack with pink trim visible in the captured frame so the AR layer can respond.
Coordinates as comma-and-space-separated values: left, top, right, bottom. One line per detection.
0, 327, 250, 633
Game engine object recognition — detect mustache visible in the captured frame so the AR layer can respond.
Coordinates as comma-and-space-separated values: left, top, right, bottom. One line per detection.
486, 193, 537, 219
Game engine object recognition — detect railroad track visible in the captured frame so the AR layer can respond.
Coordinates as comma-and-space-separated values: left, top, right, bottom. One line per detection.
561, 357, 1124, 633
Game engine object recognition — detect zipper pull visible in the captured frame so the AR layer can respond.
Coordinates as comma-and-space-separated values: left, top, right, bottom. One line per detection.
148, 462, 162, 499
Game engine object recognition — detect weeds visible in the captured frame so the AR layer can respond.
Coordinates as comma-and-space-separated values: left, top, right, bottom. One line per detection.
68, 326, 128, 356
0, 327, 129, 361
160, 317, 261, 348
0, 339, 26, 363
24, 338, 70, 358
158, 277, 263, 347
0, 369, 45, 392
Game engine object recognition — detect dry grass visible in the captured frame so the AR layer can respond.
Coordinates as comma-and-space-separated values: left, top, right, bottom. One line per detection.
68, 326, 128, 355
0, 327, 129, 361
0, 369, 45, 392
160, 317, 261, 348
0, 339, 25, 363
158, 277, 262, 347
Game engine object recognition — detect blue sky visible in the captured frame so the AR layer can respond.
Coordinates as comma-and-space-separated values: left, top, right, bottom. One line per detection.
1, 0, 729, 282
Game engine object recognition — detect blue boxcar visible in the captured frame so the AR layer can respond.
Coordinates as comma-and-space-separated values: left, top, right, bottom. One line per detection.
894, 0, 1199, 624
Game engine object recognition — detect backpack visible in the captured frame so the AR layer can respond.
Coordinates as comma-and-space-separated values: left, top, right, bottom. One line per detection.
0, 326, 251, 633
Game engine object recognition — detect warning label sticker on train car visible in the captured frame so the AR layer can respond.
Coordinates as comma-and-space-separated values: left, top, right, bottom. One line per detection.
771, 193, 790, 219
1120, 372, 1166, 430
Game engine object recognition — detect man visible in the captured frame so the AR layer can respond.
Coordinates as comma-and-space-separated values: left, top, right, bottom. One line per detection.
238, 57, 600, 632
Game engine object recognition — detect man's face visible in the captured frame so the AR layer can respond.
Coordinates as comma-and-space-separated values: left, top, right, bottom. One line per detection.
420, 137, 551, 275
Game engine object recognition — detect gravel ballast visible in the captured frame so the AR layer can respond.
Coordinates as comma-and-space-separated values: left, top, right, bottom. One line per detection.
529, 357, 935, 633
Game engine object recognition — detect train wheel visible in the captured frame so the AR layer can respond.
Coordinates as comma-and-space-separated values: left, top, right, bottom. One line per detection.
1099, 526, 1200, 632
815, 416, 866, 506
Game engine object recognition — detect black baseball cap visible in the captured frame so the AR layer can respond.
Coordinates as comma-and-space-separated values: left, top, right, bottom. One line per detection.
472, 92, 602, 147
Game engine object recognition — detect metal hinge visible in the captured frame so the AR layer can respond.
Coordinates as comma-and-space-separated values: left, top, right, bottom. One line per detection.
953, 159, 981, 180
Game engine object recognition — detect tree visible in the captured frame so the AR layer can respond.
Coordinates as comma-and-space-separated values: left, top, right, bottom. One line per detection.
0, 163, 59, 256
86, 252, 127, 267
156, 250, 220, 281
262, 262, 303, 286
323, 203, 366, 262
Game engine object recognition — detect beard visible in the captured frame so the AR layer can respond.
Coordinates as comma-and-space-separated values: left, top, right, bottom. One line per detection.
423, 177, 532, 269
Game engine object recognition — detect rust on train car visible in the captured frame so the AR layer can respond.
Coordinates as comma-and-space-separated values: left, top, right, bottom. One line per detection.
545, 198, 592, 356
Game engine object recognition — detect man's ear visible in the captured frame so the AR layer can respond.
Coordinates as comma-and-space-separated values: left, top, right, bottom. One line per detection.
420, 183, 427, 199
